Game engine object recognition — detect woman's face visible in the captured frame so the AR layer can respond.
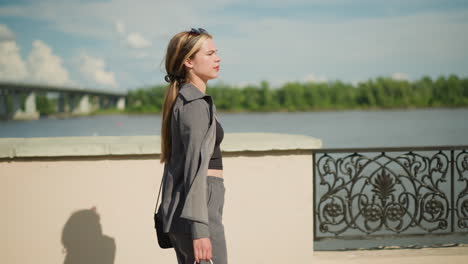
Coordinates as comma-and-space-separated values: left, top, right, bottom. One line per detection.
187, 38, 221, 82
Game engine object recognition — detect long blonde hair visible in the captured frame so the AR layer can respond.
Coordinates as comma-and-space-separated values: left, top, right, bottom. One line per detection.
160, 30, 212, 164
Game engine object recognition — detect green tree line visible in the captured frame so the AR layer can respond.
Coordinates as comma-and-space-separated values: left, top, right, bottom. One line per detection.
126, 75, 468, 113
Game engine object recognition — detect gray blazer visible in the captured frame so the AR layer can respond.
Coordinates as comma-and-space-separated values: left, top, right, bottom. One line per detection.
159, 82, 217, 239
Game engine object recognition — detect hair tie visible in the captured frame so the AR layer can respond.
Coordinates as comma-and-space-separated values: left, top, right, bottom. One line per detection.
165, 74, 184, 84
165, 74, 179, 83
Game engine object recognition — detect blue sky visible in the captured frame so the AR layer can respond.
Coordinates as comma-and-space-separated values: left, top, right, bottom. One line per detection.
0, 0, 467, 92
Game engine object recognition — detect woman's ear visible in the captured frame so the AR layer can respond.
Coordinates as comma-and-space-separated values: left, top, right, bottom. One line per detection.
183, 58, 193, 69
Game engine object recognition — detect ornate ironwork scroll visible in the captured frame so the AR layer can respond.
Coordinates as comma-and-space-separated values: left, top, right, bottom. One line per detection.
313, 146, 468, 250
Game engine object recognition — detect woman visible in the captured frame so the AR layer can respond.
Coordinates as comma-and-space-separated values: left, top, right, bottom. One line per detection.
158, 28, 226, 264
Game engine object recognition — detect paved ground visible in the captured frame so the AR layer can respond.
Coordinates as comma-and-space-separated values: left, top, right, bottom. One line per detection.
311, 244, 468, 264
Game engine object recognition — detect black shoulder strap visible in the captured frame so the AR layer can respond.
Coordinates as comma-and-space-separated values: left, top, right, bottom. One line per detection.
154, 171, 166, 214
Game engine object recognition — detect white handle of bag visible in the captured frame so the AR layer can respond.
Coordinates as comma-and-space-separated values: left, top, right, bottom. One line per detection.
193, 260, 213, 264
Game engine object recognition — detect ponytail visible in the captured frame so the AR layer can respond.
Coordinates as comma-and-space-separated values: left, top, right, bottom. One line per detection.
160, 80, 180, 164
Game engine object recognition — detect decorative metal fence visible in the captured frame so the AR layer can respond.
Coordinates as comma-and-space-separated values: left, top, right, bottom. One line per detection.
313, 146, 468, 250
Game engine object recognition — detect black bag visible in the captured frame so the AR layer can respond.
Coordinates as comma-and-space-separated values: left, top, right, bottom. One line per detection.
154, 175, 173, 249
154, 209, 172, 248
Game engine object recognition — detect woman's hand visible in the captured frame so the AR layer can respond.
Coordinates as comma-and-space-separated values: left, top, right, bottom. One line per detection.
193, 237, 212, 263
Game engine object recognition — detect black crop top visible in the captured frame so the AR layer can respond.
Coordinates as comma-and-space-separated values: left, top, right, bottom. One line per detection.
208, 119, 224, 170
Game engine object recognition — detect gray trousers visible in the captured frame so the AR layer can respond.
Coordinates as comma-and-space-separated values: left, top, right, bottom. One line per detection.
169, 176, 227, 264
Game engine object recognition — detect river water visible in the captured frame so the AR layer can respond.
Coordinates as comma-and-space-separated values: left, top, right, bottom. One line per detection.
0, 108, 467, 148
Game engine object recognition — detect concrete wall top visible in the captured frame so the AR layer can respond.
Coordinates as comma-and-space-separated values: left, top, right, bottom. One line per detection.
0, 133, 322, 159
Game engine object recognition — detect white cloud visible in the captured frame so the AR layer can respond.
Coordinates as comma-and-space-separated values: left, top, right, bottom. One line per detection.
125, 32, 151, 49
114, 20, 151, 50
0, 1, 112, 39
0, 41, 28, 81
1, 1, 467, 86
0, 24, 28, 81
215, 9, 468, 84
78, 53, 117, 87
391, 72, 410, 81
27, 40, 71, 85
0, 24, 15, 41
304, 73, 328, 83
1, 24, 73, 85
115, 20, 125, 35
1, 24, 119, 88
0, 1, 208, 41
132, 50, 150, 58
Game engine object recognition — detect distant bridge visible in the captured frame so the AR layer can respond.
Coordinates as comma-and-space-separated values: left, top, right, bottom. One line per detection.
0, 82, 128, 120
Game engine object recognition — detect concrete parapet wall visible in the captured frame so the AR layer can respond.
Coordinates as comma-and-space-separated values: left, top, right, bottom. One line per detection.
0, 133, 321, 159
2, 134, 467, 263
1, 134, 321, 264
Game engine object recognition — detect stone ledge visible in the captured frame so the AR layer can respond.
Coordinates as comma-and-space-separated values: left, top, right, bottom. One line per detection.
0, 133, 322, 159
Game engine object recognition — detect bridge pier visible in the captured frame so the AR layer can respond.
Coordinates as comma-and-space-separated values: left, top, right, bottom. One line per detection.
12, 91, 39, 120
25, 92, 38, 115
73, 95, 91, 114
117, 96, 126, 110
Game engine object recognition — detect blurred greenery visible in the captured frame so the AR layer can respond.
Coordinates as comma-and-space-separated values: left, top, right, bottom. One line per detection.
30, 74, 468, 115
125, 74, 468, 113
